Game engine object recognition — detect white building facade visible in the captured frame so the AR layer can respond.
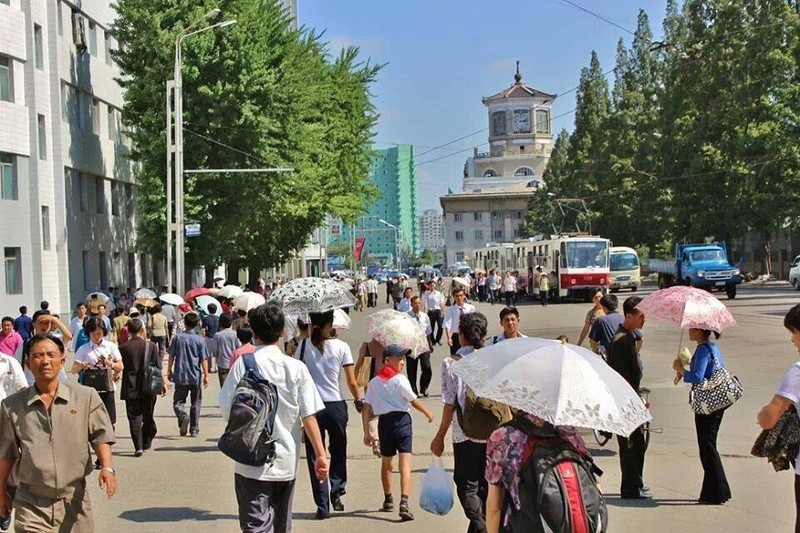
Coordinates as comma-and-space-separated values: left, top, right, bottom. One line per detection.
419, 208, 444, 252
0, 0, 149, 316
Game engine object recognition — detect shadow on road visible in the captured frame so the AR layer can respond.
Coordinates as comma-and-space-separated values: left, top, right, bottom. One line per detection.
605, 497, 698, 508
295, 509, 400, 523
119, 507, 238, 522
155, 445, 219, 453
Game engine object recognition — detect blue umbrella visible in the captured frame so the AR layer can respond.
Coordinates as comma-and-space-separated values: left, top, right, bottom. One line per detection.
196, 295, 222, 316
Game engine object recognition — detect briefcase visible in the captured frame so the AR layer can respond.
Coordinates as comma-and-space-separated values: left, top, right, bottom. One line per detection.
82, 367, 114, 392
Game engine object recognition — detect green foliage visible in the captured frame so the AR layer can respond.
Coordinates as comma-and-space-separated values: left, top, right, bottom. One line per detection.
534, 1, 800, 255
112, 0, 382, 271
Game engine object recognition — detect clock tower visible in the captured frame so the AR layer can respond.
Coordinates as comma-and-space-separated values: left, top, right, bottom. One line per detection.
463, 62, 556, 192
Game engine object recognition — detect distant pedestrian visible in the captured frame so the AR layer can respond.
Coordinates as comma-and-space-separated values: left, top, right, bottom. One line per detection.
577, 287, 606, 347
68, 303, 88, 339
219, 304, 329, 533
488, 306, 527, 345
406, 296, 432, 397
72, 317, 123, 430
0, 317, 23, 358
363, 344, 434, 521
589, 293, 643, 358
39, 301, 49, 311
168, 313, 209, 437
228, 326, 255, 368
366, 276, 379, 308
673, 328, 732, 504
539, 269, 550, 307
214, 314, 241, 386
487, 270, 500, 305
202, 304, 220, 339
147, 305, 169, 353
120, 318, 164, 456
355, 279, 366, 311
12, 307, 32, 342
396, 287, 413, 313
423, 282, 445, 346
443, 288, 476, 355
503, 271, 517, 307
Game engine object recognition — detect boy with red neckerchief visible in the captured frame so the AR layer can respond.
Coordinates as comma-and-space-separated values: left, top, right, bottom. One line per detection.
363, 344, 434, 521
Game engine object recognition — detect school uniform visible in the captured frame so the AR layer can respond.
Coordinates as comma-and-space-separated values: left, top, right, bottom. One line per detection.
365, 371, 417, 457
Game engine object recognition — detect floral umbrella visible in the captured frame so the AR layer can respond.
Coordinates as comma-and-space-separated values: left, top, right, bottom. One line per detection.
450, 338, 651, 436
365, 309, 430, 359
267, 277, 356, 315
218, 285, 244, 299
636, 286, 737, 333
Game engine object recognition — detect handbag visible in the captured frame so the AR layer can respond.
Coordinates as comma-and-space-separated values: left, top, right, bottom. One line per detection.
141, 341, 163, 396
689, 351, 743, 415
82, 367, 114, 392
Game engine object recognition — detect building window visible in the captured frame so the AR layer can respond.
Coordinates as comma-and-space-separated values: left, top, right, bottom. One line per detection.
111, 182, 120, 215
104, 32, 113, 66
455, 252, 465, 262
514, 167, 535, 177
492, 111, 506, 136
37, 115, 47, 160
4, 248, 22, 294
107, 107, 116, 141
455, 231, 464, 241
514, 229, 521, 238
71, 10, 87, 52
95, 176, 105, 214
515, 211, 523, 219
99, 251, 108, 288
474, 230, 483, 240
474, 212, 483, 222
453, 213, 463, 222
536, 109, 551, 134
494, 230, 503, 239
482, 169, 498, 178
91, 98, 100, 134
492, 211, 502, 220
513, 109, 531, 134
82, 250, 91, 290
125, 183, 134, 216
57, 1, 63, 35
0, 56, 12, 102
34, 24, 44, 70
0, 154, 17, 200
87, 20, 97, 56
41, 206, 51, 250
79, 173, 89, 211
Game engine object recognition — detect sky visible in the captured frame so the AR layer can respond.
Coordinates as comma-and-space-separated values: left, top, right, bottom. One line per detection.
298, 0, 669, 211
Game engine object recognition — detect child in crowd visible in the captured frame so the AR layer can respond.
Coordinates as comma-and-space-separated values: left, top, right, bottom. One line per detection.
363, 344, 434, 521
557, 334, 569, 344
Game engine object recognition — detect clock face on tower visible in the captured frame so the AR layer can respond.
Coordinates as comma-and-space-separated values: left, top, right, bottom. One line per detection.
513, 109, 531, 133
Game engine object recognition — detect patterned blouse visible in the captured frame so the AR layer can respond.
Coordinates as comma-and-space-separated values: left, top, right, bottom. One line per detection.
585, 306, 603, 326
485, 413, 591, 525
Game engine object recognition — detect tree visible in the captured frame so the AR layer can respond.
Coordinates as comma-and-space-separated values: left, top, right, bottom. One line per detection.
112, 0, 381, 277
525, 129, 570, 236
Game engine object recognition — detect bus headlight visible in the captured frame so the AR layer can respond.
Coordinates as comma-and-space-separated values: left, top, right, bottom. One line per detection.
697, 271, 706, 278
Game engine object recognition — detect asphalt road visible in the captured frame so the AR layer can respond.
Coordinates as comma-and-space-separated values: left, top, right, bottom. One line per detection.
86, 283, 800, 532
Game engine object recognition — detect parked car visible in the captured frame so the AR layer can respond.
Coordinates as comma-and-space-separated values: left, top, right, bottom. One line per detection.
790, 255, 800, 290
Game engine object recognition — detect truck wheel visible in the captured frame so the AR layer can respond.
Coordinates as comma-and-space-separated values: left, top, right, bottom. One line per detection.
726, 284, 737, 299
685, 278, 693, 287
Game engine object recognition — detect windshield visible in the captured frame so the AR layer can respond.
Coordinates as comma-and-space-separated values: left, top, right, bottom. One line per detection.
690, 249, 725, 262
561, 241, 608, 269
610, 253, 639, 272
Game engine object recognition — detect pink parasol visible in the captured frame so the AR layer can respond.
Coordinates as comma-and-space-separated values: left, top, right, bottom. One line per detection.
185, 287, 213, 302
636, 286, 737, 333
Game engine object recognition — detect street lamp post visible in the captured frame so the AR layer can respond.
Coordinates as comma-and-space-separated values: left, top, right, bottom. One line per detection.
378, 219, 400, 270
172, 13, 236, 296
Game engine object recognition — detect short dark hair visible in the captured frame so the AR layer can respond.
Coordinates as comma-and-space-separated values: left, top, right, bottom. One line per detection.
76, 303, 86, 310
152, 304, 162, 314
219, 314, 232, 329
40, 301, 49, 310
184, 313, 200, 329
19, 306, 27, 314
410, 295, 421, 304
248, 304, 285, 345
84, 316, 108, 335
459, 312, 488, 349
599, 293, 618, 313
25, 333, 65, 358
785, 304, 800, 332
128, 318, 145, 335
623, 296, 643, 316
499, 306, 519, 320
236, 326, 254, 345
207, 303, 218, 314
1, 316, 13, 325
404, 287, 412, 294
32, 310, 50, 324
452, 287, 465, 297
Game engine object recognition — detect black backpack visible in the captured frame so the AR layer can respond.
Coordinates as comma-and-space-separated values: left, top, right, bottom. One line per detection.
505, 416, 607, 533
218, 354, 280, 467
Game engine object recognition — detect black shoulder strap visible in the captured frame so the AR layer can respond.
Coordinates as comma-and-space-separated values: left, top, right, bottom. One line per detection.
299, 338, 307, 362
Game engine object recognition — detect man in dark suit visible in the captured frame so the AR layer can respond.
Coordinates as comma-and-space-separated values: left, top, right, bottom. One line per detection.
120, 318, 165, 456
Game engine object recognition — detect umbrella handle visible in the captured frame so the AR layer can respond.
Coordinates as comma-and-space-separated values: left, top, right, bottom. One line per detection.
673, 329, 685, 386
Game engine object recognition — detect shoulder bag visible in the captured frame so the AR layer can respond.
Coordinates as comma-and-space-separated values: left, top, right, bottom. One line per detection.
141, 341, 164, 396
689, 348, 743, 415
82, 366, 114, 392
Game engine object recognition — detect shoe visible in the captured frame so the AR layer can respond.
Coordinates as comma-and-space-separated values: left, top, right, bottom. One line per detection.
0, 514, 10, 531
698, 498, 728, 505
179, 415, 189, 436
331, 494, 344, 512
621, 490, 652, 500
134, 449, 144, 457
315, 509, 329, 520
421, 392, 430, 398
399, 502, 414, 521
381, 495, 394, 512
189, 430, 198, 438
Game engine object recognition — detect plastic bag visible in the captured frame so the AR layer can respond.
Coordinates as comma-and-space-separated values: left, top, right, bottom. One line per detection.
419, 457, 454, 516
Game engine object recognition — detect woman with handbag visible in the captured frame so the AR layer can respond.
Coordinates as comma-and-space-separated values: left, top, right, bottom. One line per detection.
73, 317, 123, 428
673, 328, 732, 505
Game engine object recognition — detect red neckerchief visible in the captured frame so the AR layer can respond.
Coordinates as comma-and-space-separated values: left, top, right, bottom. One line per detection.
377, 365, 398, 381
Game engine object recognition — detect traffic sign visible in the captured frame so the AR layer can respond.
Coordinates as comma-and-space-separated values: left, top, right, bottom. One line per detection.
185, 223, 201, 238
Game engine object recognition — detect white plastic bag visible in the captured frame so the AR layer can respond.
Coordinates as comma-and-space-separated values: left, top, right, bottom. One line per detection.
419, 457, 454, 516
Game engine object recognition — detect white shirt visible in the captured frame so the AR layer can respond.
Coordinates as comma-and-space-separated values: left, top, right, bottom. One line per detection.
777, 361, 800, 474
443, 303, 476, 334
69, 316, 85, 339
488, 331, 528, 345
297, 338, 354, 402
503, 276, 517, 292
366, 279, 379, 293
408, 310, 432, 336
0, 354, 28, 401
219, 344, 324, 481
396, 298, 412, 313
74, 338, 122, 391
488, 274, 500, 290
441, 346, 485, 444
365, 373, 416, 415
423, 290, 443, 312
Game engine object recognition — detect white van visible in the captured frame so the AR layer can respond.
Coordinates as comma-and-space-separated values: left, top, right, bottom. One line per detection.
790, 255, 800, 290
609, 246, 640, 292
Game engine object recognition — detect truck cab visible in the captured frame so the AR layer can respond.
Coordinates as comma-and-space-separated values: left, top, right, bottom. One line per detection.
676, 243, 741, 299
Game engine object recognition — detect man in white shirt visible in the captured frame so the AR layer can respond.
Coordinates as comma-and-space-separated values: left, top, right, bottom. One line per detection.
488, 306, 528, 345
396, 287, 413, 313
366, 276, 379, 308
423, 282, 445, 345
406, 296, 433, 396
219, 304, 329, 533
503, 271, 517, 307
443, 288, 476, 355
68, 303, 88, 340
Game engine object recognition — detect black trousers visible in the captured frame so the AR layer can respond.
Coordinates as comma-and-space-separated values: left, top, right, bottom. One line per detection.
406, 352, 432, 395
504, 291, 515, 307
617, 426, 646, 497
794, 475, 800, 533
428, 310, 443, 343
234, 474, 295, 533
304, 400, 348, 514
125, 396, 157, 451
450, 333, 461, 356
540, 290, 548, 307
695, 410, 731, 503
99, 391, 116, 427
453, 440, 488, 533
